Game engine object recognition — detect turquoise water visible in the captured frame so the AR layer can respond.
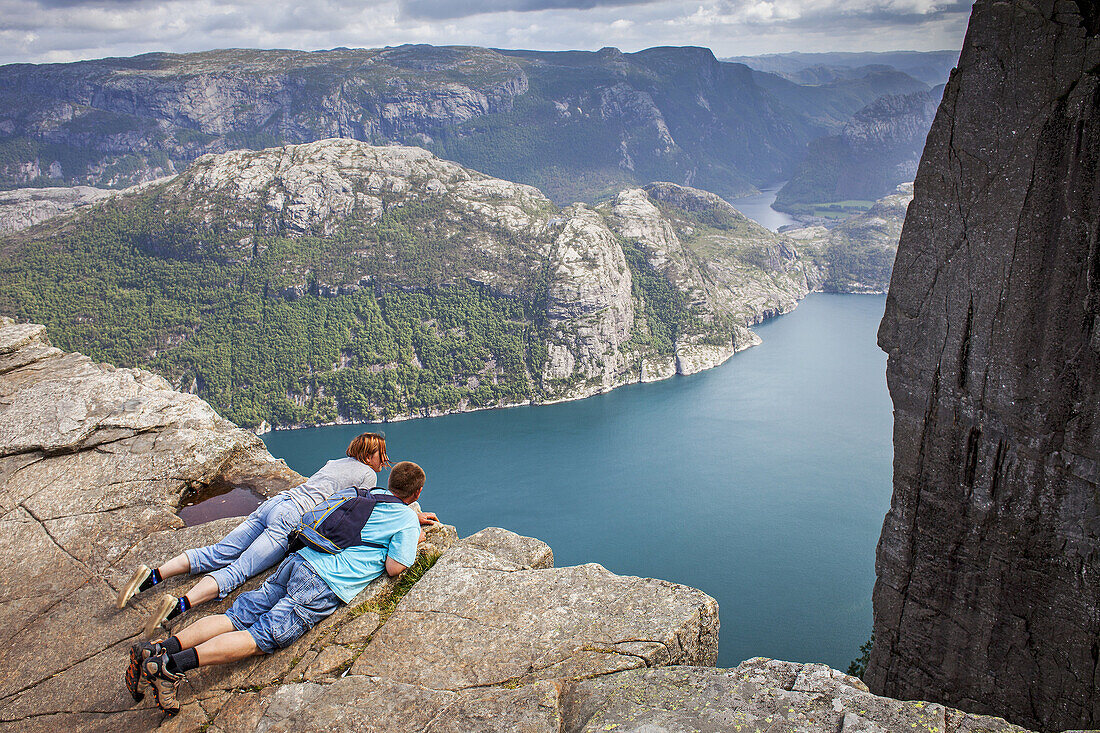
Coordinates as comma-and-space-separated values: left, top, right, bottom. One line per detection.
262, 293, 892, 670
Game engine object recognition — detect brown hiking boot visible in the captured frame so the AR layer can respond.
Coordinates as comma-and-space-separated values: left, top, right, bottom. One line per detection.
144, 594, 177, 637
125, 640, 163, 702
141, 652, 184, 716
117, 564, 151, 609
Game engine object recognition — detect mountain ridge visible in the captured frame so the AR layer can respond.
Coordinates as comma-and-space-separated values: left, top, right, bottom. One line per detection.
0, 139, 825, 429
0, 44, 930, 204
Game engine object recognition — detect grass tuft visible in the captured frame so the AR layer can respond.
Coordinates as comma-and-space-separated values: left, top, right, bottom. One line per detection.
349, 550, 441, 624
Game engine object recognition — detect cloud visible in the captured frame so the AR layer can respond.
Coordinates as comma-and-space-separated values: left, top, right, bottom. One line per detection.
400, 0, 659, 21
0, 0, 971, 67
669, 0, 972, 29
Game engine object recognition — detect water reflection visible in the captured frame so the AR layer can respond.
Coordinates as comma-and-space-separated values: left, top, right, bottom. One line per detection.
177, 480, 265, 526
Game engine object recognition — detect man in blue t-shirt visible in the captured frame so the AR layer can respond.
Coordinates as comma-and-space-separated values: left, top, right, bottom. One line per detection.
125, 461, 429, 717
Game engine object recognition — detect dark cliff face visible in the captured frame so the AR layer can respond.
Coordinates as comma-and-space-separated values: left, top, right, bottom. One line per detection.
868, 2, 1100, 732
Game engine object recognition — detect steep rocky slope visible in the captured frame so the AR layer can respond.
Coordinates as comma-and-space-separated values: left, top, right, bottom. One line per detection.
0, 319, 1043, 732
0, 140, 818, 429
787, 183, 912, 293
750, 67, 929, 132
868, 1, 1100, 731
0, 44, 926, 202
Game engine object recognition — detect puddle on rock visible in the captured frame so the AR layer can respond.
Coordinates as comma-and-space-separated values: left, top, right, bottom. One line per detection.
178, 480, 266, 527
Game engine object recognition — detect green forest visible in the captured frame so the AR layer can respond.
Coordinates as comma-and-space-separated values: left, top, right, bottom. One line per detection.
0, 194, 559, 428
0, 178, 714, 428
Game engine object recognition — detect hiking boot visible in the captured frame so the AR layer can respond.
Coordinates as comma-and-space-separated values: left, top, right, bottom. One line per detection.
117, 564, 152, 609
144, 594, 178, 637
125, 640, 163, 702
141, 652, 184, 716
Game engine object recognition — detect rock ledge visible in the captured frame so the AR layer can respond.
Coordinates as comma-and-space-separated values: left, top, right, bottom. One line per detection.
0, 320, 1043, 732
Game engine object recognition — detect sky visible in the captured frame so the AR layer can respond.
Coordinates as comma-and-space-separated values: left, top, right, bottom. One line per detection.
0, 0, 971, 66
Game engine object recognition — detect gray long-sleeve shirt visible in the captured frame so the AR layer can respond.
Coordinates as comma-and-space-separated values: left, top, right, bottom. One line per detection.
283, 457, 377, 514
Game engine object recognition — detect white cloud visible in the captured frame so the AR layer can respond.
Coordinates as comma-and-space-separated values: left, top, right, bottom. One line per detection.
0, 0, 970, 66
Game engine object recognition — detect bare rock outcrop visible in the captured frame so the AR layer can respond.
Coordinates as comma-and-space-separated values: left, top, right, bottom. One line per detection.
0, 318, 302, 731
0, 319, 720, 732
217, 657, 1041, 732
869, 1, 1100, 731
542, 204, 636, 395
564, 659, 1031, 733
175, 140, 549, 239
351, 529, 718, 689
0, 185, 114, 235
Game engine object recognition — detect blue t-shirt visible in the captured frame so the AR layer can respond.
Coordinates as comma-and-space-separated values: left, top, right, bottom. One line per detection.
297, 492, 420, 603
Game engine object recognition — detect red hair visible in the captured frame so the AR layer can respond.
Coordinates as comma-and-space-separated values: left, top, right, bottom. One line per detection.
346, 432, 389, 468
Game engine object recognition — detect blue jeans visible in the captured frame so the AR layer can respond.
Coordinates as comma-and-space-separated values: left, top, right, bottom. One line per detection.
225, 554, 341, 653
185, 494, 302, 598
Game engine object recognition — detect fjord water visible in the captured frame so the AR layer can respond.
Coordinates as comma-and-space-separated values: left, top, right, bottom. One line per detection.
262, 294, 892, 670
729, 182, 801, 231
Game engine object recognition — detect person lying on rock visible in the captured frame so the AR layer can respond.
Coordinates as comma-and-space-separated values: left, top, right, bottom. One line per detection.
117, 432, 439, 636
126, 460, 430, 716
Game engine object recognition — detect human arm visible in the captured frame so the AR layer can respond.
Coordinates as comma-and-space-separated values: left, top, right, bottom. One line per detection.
385, 557, 409, 577
383, 512, 420, 576
409, 500, 438, 527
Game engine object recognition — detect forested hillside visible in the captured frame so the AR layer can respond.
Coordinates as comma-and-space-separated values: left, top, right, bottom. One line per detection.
0, 140, 822, 429
786, 184, 913, 293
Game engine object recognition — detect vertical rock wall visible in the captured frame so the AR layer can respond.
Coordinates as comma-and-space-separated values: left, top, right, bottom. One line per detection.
868, 2, 1100, 731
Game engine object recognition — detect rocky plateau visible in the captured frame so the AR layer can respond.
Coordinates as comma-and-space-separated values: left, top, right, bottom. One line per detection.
0, 185, 114, 235
0, 318, 1047, 732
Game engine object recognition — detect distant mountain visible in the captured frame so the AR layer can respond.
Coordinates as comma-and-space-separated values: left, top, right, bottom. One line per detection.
773, 87, 942, 214
0, 44, 927, 204
0, 140, 826, 429
750, 67, 928, 130
724, 50, 959, 87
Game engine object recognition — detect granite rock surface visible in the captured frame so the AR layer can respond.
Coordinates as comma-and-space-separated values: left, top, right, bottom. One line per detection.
868, 1, 1100, 730
0, 317, 302, 731
0, 185, 114, 235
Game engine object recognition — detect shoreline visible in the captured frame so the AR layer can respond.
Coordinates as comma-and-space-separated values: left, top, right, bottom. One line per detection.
256, 290, 887, 435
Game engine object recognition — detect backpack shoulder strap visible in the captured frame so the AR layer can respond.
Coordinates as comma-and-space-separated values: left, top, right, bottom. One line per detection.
366, 490, 405, 505
358, 490, 406, 550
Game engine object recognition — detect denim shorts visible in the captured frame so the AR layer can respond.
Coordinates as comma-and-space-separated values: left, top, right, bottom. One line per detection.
225, 554, 341, 653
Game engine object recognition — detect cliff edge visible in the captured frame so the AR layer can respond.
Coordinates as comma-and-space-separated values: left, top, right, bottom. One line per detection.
870, 1, 1100, 731
0, 319, 1042, 732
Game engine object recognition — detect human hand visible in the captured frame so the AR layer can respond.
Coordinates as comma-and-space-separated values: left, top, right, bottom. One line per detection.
417, 511, 439, 526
